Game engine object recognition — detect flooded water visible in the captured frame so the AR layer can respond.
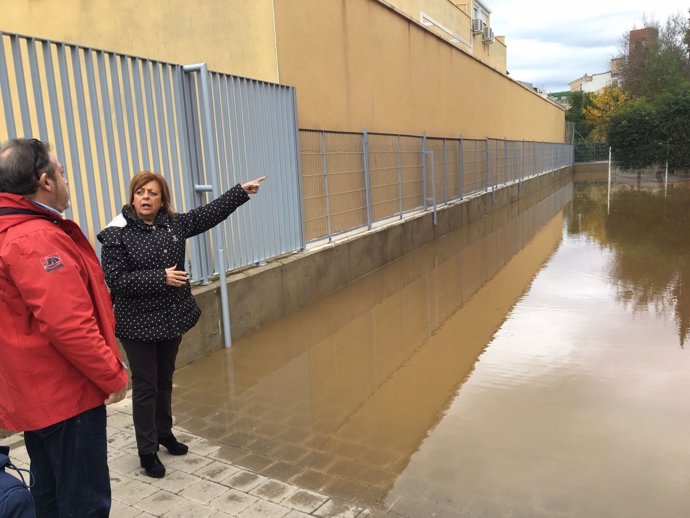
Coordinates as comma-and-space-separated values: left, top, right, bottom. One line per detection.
173, 179, 690, 517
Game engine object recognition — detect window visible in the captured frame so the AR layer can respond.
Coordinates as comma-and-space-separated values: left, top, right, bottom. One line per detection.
473, 1, 490, 25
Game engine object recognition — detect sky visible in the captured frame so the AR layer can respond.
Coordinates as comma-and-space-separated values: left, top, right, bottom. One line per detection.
486, 0, 687, 92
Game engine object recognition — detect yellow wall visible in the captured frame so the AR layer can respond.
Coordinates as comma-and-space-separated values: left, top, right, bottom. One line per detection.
274, 0, 564, 141
384, 0, 507, 74
0, 0, 280, 83
474, 35, 507, 73
1, 0, 564, 142
386, 0, 474, 48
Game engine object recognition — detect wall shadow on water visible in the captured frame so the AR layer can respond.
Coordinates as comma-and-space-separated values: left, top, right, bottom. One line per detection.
173, 180, 573, 508
567, 182, 690, 348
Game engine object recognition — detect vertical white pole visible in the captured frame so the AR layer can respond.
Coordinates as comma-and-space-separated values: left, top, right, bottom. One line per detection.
665, 159, 669, 198
607, 147, 612, 214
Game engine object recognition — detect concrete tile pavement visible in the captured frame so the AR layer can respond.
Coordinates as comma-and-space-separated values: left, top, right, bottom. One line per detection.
2, 391, 387, 518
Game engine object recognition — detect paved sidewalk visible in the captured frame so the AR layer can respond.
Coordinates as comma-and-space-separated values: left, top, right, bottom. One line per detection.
3, 391, 377, 518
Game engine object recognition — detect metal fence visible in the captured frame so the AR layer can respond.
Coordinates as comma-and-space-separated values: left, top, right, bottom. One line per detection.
0, 32, 303, 284
1, 31, 575, 278
301, 130, 573, 242
574, 142, 609, 162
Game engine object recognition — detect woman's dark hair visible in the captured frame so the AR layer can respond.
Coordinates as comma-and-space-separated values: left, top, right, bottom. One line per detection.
0, 138, 54, 195
128, 171, 175, 214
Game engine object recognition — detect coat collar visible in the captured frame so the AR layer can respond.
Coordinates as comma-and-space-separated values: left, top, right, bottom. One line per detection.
0, 193, 62, 233
121, 204, 171, 229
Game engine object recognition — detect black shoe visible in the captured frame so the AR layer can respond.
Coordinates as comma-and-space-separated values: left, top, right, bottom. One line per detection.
159, 435, 189, 456
139, 452, 165, 478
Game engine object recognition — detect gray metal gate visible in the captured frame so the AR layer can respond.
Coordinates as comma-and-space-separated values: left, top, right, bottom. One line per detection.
0, 32, 304, 285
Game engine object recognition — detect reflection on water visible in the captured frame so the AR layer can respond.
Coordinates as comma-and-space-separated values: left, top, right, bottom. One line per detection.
175, 179, 690, 516
173, 180, 571, 510
569, 183, 690, 347
388, 180, 690, 517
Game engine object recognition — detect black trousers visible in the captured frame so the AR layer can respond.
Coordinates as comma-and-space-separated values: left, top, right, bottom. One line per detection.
120, 336, 182, 455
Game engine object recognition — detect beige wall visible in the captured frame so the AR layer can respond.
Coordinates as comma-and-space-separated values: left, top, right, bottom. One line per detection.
0, 0, 280, 83
274, 0, 564, 140
475, 35, 507, 73
1, 0, 564, 142
386, 0, 474, 50
384, 0, 507, 74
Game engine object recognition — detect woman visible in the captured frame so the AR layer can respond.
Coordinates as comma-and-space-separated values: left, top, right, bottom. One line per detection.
97, 171, 264, 478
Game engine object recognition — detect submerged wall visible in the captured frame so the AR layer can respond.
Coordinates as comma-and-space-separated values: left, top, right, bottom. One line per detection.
573, 162, 608, 182
174, 166, 573, 367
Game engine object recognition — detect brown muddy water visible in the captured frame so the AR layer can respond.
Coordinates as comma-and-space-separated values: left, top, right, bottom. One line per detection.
173, 180, 690, 517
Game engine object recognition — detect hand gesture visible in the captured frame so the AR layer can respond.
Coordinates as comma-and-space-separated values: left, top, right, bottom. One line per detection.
104, 384, 128, 405
165, 265, 188, 288
241, 176, 266, 194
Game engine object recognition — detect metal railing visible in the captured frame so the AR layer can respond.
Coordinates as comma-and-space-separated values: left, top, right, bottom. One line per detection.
300, 130, 574, 242
574, 142, 610, 162
1, 32, 575, 275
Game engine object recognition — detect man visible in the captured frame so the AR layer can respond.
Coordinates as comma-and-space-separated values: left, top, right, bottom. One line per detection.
0, 138, 128, 517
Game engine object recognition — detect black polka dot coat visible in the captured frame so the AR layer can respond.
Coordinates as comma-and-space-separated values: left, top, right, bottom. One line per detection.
97, 184, 249, 342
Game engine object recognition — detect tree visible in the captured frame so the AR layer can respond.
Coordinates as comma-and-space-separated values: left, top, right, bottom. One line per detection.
607, 98, 661, 168
607, 12, 690, 169
565, 91, 593, 141
684, 9, 690, 54
656, 86, 690, 170
583, 85, 628, 142
609, 87, 690, 170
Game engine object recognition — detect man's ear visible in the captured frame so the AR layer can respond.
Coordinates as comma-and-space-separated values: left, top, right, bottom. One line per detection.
36, 171, 52, 191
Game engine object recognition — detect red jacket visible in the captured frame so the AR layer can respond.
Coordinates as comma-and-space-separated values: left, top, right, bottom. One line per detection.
0, 193, 127, 431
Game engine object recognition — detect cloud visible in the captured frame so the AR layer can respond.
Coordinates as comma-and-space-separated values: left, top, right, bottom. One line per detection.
486, 0, 685, 91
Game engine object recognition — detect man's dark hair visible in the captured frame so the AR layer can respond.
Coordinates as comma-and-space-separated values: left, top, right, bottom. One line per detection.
0, 138, 54, 195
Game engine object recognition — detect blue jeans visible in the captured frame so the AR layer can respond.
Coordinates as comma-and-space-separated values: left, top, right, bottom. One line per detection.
24, 405, 110, 518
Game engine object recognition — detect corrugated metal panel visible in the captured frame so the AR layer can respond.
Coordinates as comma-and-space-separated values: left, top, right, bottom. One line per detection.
0, 32, 303, 283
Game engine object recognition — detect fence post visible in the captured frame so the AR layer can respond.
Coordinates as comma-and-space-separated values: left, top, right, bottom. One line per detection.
504, 137, 508, 185
320, 130, 333, 241
511, 139, 516, 182
442, 138, 448, 204
422, 132, 428, 211
429, 149, 437, 225
485, 137, 489, 192
397, 134, 403, 218
363, 128, 372, 230
665, 158, 669, 198
607, 146, 612, 215
292, 92, 307, 252
459, 136, 464, 200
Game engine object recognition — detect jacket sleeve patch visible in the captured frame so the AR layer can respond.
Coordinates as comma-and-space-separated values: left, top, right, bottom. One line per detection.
42, 254, 65, 272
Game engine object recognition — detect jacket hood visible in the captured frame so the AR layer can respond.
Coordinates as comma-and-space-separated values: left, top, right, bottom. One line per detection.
0, 193, 60, 234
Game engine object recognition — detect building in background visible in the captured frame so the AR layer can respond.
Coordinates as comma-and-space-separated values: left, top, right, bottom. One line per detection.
568, 26, 658, 95
569, 71, 612, 93
628, 27, 659, 56
568, 56, 625, 94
